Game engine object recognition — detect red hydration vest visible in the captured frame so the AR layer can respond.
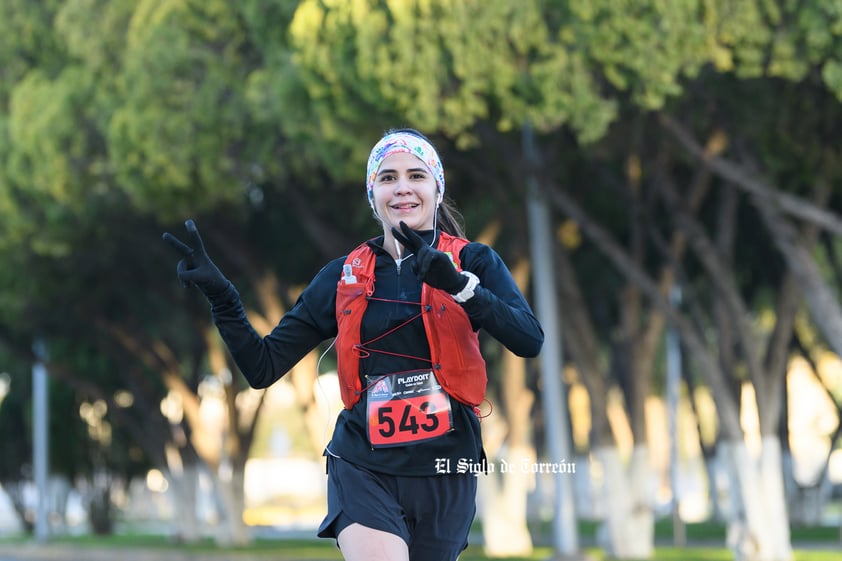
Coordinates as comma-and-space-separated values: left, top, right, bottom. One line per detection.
334, 232, 487, 410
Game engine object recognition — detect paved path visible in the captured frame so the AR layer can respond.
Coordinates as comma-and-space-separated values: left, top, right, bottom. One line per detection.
0, 544, 339, 561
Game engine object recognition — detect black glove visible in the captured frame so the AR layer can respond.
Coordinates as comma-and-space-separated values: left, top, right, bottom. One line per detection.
162, 219, 231, 297
391, 221, 468, 294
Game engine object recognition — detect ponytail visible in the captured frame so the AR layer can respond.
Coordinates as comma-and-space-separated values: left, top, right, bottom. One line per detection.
436, 196, 466, 238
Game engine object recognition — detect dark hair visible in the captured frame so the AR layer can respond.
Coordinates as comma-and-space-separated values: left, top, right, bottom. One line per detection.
376, 128, 466, 238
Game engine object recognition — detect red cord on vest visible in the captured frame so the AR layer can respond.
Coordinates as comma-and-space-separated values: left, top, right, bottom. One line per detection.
354, 296, 432, 364
474, 398, 493, 421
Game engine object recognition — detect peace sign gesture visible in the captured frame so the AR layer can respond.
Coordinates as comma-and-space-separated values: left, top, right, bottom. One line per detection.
162, 219, 231, 297
391, 221, 468, 295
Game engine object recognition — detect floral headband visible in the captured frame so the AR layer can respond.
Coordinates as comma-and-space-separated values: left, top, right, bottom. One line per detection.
366, 132, 445, 203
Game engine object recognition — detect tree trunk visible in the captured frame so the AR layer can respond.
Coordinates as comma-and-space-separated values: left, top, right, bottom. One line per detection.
723, 437, 793, 561
554, 222, 659, 558
788, 335, 842, 527
592, 446, 651, 558
657, 166, 799, 560
480, 444, 535, 557
662, 116, 842, 358
166, 463, 200, 543
627, 444, 655, 558
758, 437, 792, 560
211, 462, 251, 547
542, 134, 801, 561
289, 350, 333, 456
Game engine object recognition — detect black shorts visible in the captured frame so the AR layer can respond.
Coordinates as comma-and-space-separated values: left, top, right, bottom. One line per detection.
317, 455, 477, 561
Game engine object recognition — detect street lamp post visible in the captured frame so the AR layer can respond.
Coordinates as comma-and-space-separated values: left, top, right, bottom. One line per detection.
523, 124, 579, 558
666, 286, 685, 546
32, 338, 50, 543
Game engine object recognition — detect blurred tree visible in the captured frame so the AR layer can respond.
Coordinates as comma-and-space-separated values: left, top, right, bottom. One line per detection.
542, 72, 841, 561
0, 346, 37, 533
0, 334, 151, 535
1, 2, 842, 561
0, 0, 390, 545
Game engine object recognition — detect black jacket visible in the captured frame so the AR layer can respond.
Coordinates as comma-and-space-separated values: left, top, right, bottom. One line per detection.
210, 231, 543, 475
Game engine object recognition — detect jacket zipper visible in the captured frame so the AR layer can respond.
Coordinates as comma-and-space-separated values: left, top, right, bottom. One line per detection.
395, 254, 412, 275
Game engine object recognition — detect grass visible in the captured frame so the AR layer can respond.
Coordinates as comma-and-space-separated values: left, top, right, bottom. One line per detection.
11, 540, 841, 561
526, 518, 842, 545
2, 520, 840, 561
580, 548, 842, 561
0, 534, 345, 560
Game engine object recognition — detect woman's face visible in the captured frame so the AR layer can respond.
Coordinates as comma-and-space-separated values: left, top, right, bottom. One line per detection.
371, 151, 440, 239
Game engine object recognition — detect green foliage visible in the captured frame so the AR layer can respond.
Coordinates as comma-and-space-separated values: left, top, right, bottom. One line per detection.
287, 0, 619, 145
706, 0, 842, 83
0, 353, 34, 481
0, 0, 65, 100
6, 68, 104, 212
284, 0, 842, 149
0, 359, 99, 482
7, 531, 842, 561
108, 0, 257, 217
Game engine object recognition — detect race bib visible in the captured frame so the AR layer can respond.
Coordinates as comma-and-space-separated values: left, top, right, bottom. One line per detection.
366, 370, 453, 447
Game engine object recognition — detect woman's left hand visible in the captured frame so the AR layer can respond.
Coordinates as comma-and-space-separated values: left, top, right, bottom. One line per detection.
392, 221, 469, 294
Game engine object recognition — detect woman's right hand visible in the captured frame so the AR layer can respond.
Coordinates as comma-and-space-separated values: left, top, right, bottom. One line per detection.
162, 219, 231, 298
